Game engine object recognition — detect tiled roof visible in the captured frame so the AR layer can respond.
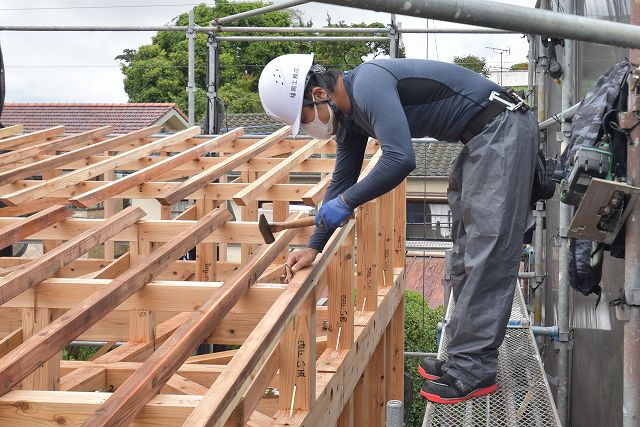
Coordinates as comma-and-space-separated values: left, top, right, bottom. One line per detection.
411, 141, 462, 177
221, 113, 286, 135
1, 103, 188, 134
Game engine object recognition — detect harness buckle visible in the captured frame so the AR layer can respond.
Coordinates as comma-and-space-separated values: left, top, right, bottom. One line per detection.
489, 90, 523, 111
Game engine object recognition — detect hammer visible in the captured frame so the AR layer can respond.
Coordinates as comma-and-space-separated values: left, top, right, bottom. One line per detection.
258, 213, 315, 244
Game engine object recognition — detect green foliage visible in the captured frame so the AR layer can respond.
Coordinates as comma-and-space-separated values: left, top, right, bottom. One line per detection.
63, 346, 100, 361
453, 55, 490, 77
510, 62, 529, 71
116, 1, 390, 121
404, 290, 445, 427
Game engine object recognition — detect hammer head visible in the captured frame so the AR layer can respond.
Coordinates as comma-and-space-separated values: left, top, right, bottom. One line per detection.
258, 213, 275, 244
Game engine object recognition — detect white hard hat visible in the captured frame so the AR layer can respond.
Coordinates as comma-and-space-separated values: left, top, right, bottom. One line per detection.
259, 53, 314, 136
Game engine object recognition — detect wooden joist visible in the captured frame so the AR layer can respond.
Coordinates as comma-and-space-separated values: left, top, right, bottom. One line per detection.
0, 126, 160, 186
0, 205, 146, 305
80, 217, 301, 427
0, 205, 72, 251
0, 124, 23, 139
0, 126, 64, 151
156, 126, 291, 206
0, 208, 231, 397
70, 128, 244, 208
0, 126, 112, 168
0, 126, 201, 206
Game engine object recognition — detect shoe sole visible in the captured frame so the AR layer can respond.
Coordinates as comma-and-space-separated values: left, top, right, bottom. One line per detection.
419, 384, 498, 404
417, 365, 439, 381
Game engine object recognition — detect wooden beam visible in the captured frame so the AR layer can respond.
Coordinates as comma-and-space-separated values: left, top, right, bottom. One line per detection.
0, 126, 64, 151
0, 126, 201, 206
181, 220, 355, 427
156, 126, 290, 206
0, 198, 67, 217
0, 126, 160, 186
0, 208, 232, 397
21, 308, 60, 391
69, 128, 244, 208
0, 205, 72, 251
0, 206, 146, 305
233, 137, 331, 207
393, 180, 406, 268
0, 126, 112, 168
0, 124, 23, 139
81, 216, 301, 427
0, 390, 203, 426
60, 367, 106, 392
302, 172, 332, 206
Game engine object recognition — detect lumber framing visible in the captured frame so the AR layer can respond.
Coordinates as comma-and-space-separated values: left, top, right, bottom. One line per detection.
0, 121, 406, 427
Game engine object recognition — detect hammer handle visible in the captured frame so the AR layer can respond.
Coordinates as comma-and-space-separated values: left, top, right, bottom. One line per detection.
270, 216, 315, 232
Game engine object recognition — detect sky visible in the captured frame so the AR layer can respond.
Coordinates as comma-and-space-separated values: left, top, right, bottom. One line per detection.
0, 0, 536, 103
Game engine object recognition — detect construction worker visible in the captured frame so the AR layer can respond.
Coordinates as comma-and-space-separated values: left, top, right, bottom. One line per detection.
258, 54, 538, 404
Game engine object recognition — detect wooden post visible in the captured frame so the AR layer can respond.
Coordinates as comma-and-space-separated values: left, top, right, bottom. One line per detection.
366, 335, 386, 426
129, 309, 155, 343
393, 180, 406, 269
21, 308, 59, 391
356, 201, 378, 311
241, 171, 258, 262
278, 290, 316, 415
328, 227, 355, 350
196, 198, 217, 281
41, 169, 62, 257
103, 170, 116, 260
337, 395, 354, 427
386, 298, 405, 401
273, 176, 290, 264
379, 190, 395, 289
353, 372, 367, 426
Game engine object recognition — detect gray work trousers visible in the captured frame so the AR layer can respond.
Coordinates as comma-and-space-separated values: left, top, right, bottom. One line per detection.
444, 109, 538, 387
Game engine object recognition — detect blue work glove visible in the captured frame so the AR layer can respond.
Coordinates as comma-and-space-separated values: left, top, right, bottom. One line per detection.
315, 195, 354, 229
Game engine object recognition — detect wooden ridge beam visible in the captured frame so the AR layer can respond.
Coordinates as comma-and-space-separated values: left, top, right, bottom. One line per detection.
0, 124, 23, 139
233, 137, 331, 207
0, 126, 160, 186
156, 126, 291, 206
0, 126, 201, 206
182, 220, 356, 427
81, 215, 301, 427
0, 206, 146, 305
0, 126, 112, 168
70, 128, 244, 208
0, 126, 64, 151
0, 205, 72, 251
0, 208, 232, 397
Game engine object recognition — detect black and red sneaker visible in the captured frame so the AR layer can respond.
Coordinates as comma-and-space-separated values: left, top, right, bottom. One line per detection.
417, 357, 446, 380
420, 374, 497, 404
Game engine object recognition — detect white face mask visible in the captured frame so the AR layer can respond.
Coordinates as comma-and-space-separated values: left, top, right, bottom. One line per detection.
301, 96, 335, 139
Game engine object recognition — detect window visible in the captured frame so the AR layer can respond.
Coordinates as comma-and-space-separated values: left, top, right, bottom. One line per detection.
406, 201, 452, 241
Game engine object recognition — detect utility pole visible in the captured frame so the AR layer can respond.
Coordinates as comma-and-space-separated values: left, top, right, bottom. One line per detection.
486, 46, 510, 85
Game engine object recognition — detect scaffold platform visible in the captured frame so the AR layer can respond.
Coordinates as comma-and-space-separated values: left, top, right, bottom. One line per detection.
423, 285, 561, 427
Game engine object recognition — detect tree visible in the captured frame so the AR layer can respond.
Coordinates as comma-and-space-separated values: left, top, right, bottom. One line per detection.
453, 55, 490, 77
116, 1, 391, 120
510, 62, 528, 71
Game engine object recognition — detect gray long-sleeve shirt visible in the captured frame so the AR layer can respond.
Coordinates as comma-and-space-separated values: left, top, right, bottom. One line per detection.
308, 59, 504, 252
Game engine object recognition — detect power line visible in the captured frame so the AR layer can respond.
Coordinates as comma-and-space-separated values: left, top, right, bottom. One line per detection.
0, 3, 212, 12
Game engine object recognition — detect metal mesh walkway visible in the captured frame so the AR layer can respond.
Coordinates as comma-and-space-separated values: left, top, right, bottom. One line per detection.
422, 285, 561, 427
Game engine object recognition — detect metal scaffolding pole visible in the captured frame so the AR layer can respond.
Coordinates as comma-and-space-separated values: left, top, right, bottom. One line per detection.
206, 33, 218, 135
187, 9, 196, 127
622, 2, 640, 425
212, 0, 309, 25
216, 35, 387, 42
215, 26, 389, 33
312, 0, 640, 49
389, 14, 399, 58
557, 1, 575, 425
538, 102, 581, 131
